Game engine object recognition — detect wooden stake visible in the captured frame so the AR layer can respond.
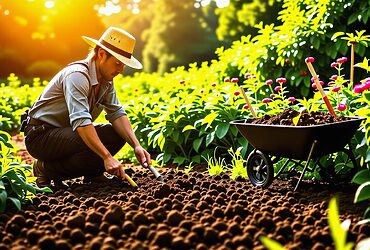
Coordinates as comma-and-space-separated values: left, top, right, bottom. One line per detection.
306, 61, 336, 117
240, 86, 256, 117
350, 42, 355, 85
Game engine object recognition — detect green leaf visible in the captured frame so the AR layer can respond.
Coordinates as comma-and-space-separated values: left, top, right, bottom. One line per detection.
260, 236, 286, 250
0, 189, 7, 213
206, 131, 215, 147
182, 125, 196, 132
292, 113, 302, 126
202, 113, 218, 126
352, 169, 370, 185
193, 137, 203, 153
348, 14, 359, 25
328, 197, 347, 249
364, 206, 370, 219
354, 182, 370, 203
215, 123, 229, 139
173, 156, 186, 165
331, 32, 345, 41
8, 197, 22, 210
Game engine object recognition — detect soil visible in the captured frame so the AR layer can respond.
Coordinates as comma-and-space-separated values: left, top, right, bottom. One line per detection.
2, 135, 369, 250
250, 108, 349, 126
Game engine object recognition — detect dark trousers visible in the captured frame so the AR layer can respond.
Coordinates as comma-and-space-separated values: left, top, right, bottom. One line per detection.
24, 124, 125, 181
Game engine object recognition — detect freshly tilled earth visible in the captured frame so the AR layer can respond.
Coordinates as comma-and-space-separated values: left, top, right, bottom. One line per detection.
0, 168, 369, 250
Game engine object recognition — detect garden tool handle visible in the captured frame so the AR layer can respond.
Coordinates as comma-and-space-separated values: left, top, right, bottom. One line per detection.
124, 174, 138, 188
306, 61, 336, 117
144, 162, 164, 182
149, 165, 161, 179
240, 86, 256, 118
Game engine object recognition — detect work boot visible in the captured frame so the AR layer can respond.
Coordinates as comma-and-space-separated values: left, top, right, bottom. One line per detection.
33, 159, 69, 189
33, 159, 50, 188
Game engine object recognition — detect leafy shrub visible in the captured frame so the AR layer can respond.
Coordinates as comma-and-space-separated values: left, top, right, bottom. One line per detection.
0, 131, 51, 213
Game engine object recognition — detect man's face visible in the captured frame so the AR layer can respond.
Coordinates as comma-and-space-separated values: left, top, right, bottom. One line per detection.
98, 50, 125, 81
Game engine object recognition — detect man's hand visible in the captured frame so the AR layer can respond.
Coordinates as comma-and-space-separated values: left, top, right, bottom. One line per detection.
104, 156, 125, 179
134, 146, 152, 168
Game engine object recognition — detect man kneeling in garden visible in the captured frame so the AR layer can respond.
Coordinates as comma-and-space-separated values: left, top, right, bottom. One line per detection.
23, 27, 151, 188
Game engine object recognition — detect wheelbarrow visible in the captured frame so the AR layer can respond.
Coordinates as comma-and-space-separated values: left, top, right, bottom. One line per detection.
230, 116, 365, 191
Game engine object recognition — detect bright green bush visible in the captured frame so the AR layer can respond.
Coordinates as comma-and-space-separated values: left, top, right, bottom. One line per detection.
0, 131, 51, 213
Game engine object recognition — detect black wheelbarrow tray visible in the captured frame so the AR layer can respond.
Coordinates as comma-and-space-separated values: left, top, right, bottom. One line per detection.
230, 116, 365, 191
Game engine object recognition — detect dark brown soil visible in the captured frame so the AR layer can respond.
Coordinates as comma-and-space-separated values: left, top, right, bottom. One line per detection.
6, 134, 369, 250
1, 166, 369, 250
251, 108, 349, 126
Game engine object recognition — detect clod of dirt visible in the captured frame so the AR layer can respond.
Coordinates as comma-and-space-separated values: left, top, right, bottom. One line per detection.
167, 210, 185, 226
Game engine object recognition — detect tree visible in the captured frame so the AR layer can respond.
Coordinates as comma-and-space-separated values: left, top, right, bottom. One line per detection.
141, 0, 223, 74
215, 0, 283, 44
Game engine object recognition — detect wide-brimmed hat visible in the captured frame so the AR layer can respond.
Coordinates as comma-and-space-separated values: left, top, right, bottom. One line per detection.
82, 27, 142, 69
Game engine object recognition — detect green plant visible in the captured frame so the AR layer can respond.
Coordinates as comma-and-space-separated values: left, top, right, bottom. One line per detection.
352, 169, 370, 223
227, 147, 247, 179
0, 131, 51, 213
203, 149, 227, 175
184, 162, 194, 174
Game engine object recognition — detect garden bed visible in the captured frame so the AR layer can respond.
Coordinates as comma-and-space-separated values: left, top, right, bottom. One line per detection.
1, 165, 369, 250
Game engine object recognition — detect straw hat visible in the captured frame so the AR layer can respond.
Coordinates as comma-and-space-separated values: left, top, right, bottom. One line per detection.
82, 27, 142, 69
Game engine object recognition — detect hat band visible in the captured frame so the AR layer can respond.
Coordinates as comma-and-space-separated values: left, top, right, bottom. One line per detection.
101, 40, 132, 59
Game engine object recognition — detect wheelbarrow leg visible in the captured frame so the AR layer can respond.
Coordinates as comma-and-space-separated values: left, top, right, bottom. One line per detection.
294, 140, 317, 192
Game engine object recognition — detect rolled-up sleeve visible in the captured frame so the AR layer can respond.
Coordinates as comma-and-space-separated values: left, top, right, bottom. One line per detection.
102, 84, 127, 123
64, 72, 93, 130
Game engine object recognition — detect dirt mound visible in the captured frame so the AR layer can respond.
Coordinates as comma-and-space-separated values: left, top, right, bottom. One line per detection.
250, 108, 349, 126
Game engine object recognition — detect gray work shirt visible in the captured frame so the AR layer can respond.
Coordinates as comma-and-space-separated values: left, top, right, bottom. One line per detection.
28, 59, 126, 131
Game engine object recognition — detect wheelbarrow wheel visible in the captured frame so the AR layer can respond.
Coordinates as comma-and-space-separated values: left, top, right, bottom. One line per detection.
246, 150, 274, 188
318, 148, 357, 182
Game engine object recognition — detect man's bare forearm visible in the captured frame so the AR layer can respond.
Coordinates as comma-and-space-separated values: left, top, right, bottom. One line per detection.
112, 115, 140, 149
76, 124, 112, 160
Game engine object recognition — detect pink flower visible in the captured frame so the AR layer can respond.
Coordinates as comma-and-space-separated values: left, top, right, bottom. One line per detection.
262, 98, 272, 103
327, 81, 335, 86
276, 77, 287, 83
265, 79, 273, 85
231, 78, 239, 83
270, 94, 275, 98
330, 75, 338, 80
224, 77, 230, 82
311, 76, 319, 83
243, 104, 249, 109
234, 91, 240, 96
332, 86, 341, 92
353, 84, 364, 93
274, 86, 281, 92
364, 80, 370, 90
285, 58, 291, 63
330, 62, 338, 68
179, 80, 185, 84
337, 104, 346, 111
244, 73, 251, 78
337, 57, 348, 64
211, 82, 217, 87
305, 57, 315, 63
288, 97, 296, 102
312, 83, 317, 90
